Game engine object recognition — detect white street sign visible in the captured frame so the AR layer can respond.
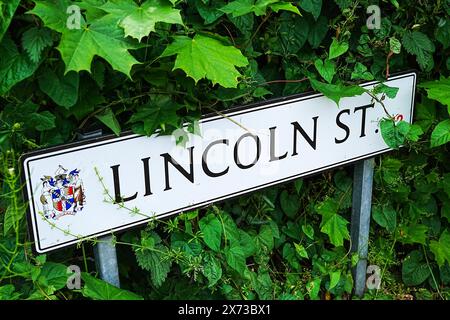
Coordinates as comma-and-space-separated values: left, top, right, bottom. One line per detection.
22, 72, 417, 253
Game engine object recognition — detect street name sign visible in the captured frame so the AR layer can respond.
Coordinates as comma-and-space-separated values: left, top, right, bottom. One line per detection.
22, 72, 417, 253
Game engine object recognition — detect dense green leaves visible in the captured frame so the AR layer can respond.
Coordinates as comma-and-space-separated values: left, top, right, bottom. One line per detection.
0, 0, 20, 42
220, 0, 300, 17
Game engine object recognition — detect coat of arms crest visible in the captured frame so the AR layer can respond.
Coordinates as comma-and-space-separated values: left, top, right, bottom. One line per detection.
40, 165, 86, 220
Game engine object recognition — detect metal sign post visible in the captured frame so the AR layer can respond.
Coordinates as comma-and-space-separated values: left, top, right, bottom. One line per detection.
350, 158, 375, 297
78, 130, 120, 288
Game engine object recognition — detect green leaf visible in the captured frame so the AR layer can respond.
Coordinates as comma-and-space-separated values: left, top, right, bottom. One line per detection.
195, 0, 226, 24
202, 253, 222, 287
0, 285, 21, 300
329, 38, 349, 59
294, 243, 308, 259
135, 245, 171, 287
380, 119, 411, 149
225, 244, 246, 275
430, 120, 450, 148
399, 224, 428, 245
329, 270, 341, 290
280, 190, 299, 218
372, 205, 397, 233
402, 250, 430, 286
436, 19, 450, 49
21, 27, 53, 63
38, 67, 79, 109
373, 83, 399, 99
389, 36, 401, 54
310, 79, 366, 106
320, 213, 349, 247
30, 2, 141, 78
39, 262, 68, 290
306, 277, 321, 300
402, 31, 435, 71
161, 34, 248, 88
294, 179, 303, 194
81, 273, 143, 300
220, 0, 300, 17
101, 0, 183, 42
430, 229, 450, 267
302, 224, 314, 240
257, 224, 274, 250
31, 111, 57, 132
129, 98, 183, 136
308, 16, 328, 48
95, 107, 121, 136
269, 2, 301, 15
314, 58, 335, 84
3, 205, 26, 236
278, 12, 309, 54
351, 62, 374, 81
298, 0, 322, 20
0, 35, 40, 95
0, 0, 20, 42
199, 213, 222, 252
28, 0, 71, 33
419, 77, 450, 113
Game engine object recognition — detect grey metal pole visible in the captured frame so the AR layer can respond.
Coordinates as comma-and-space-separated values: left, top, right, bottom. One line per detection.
350, 158, 375, 298
78, 130, 121, 288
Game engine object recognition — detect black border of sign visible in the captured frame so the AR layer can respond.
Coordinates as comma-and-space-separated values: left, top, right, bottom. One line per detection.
21, 70, 417, 253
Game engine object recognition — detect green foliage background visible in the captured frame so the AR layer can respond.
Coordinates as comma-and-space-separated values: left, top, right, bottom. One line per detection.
0, 0, 449, 300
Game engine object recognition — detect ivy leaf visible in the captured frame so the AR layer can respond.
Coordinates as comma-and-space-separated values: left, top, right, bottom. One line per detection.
399, 224, 428, 245
402, 250, 430, 286
220, 0, 300, 18
81, 273, 143, 300
372, 205, 397, 233
430, 120, 450, 148
320, 213, 349, 247
161, 34, 248, 88
298, 0, 322, 20
3, 205, 26, 236
129, 98, 183, 136
199, 213, 222, 252
0, 0, 20, 42
0, 35, 40, 95
21, 27, 53, 63
95, 107, 121, 136
419, 77, 450, 114
329, 38, 349, 59
310, 79, 366, 106
314, 58, 335, 84
256, 224, 274, 250
30, 111, 57, 132
101, 0, 183, 42
278, 12, 309, 54
430, 229, 450, 267
436, 19, 450, 49
402, 31, 435, 71
224, 244, 246, 275
135, 245, 172, 288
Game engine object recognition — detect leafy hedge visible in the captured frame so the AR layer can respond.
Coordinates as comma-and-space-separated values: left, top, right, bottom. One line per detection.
0, 0, 449, 300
